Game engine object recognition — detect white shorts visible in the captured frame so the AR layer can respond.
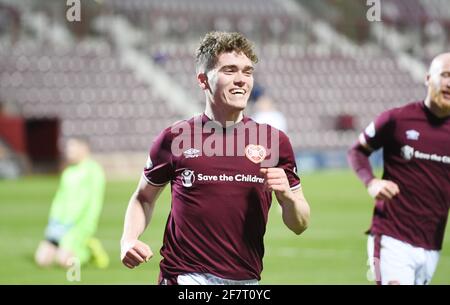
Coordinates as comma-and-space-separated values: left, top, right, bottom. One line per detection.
367, 234, 440, 285
162, 273, 259, 285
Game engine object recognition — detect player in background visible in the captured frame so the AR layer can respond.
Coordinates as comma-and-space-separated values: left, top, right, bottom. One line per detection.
347, 53, 450, 285
120, 31, 310, 285
251, 94, 288, 134
35, 137, 109, 269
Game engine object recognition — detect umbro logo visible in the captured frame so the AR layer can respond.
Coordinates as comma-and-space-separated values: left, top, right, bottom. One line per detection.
183, 148, 200, 158
405, 129, 420, 141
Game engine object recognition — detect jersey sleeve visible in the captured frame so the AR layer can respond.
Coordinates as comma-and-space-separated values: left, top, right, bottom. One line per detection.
143, 129, 174, 186
361, 109, 395, 151
277, 131, 301, 190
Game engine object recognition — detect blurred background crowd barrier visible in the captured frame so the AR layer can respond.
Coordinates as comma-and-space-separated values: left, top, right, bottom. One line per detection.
0, 0, 448, 178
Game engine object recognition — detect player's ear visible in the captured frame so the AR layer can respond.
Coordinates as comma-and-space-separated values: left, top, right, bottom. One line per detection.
197, 73, 209, 90
425, 74, 430, 86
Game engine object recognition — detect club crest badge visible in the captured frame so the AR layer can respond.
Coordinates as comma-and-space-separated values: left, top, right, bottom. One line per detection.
245, 144, 267, 164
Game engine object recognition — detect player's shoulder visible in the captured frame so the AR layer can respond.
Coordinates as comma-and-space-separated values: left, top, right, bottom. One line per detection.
171, 114, 203, 129
245, 116, 281, 132
82, 158, 104, 175
372, 101, 422, 127
156, 114, 202, 142
386, 100, 423, 119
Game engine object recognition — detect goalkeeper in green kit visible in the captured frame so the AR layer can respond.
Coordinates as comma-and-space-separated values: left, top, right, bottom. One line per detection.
35, 137, 109, 269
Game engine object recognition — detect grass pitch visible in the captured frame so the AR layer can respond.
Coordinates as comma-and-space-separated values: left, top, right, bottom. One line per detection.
0, 169, 448, 284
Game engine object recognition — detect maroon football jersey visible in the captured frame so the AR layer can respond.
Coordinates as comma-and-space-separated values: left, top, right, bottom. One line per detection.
362, 101, 450, 250
143, 114, 300, 280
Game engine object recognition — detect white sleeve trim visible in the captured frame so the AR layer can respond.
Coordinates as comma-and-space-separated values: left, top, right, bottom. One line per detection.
290, 183, 302, 191
359, 133, 374, 152
142, 173, 169, 187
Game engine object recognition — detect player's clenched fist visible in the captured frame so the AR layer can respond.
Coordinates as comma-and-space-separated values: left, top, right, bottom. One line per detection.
260, 168, 290, 194
120, 240, 153, 269
367, 178, 400, 200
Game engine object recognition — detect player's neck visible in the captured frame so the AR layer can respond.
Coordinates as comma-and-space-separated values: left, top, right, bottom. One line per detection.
425, 97, 450, 118
204, 104, 244, 127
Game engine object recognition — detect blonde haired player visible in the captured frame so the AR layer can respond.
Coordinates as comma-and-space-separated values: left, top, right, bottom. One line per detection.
348, 53, 450, 285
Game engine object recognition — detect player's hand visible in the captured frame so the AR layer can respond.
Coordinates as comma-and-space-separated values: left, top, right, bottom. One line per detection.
260, 168, 293, 202
120, 239, 153, 269
367, 178, 400, 200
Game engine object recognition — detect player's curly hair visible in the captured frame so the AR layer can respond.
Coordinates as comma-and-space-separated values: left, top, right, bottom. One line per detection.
195, 31, 258, 73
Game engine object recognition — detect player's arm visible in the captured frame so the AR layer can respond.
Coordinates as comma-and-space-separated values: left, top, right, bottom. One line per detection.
120, 175, 165, 269
347, 133, 399, 201
260, 168, 310, 235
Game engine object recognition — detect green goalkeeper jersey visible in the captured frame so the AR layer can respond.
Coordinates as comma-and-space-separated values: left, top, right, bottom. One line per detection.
48, 158, 105, 256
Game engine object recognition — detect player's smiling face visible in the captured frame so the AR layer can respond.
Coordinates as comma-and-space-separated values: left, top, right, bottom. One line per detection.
204, 51, 254, 112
